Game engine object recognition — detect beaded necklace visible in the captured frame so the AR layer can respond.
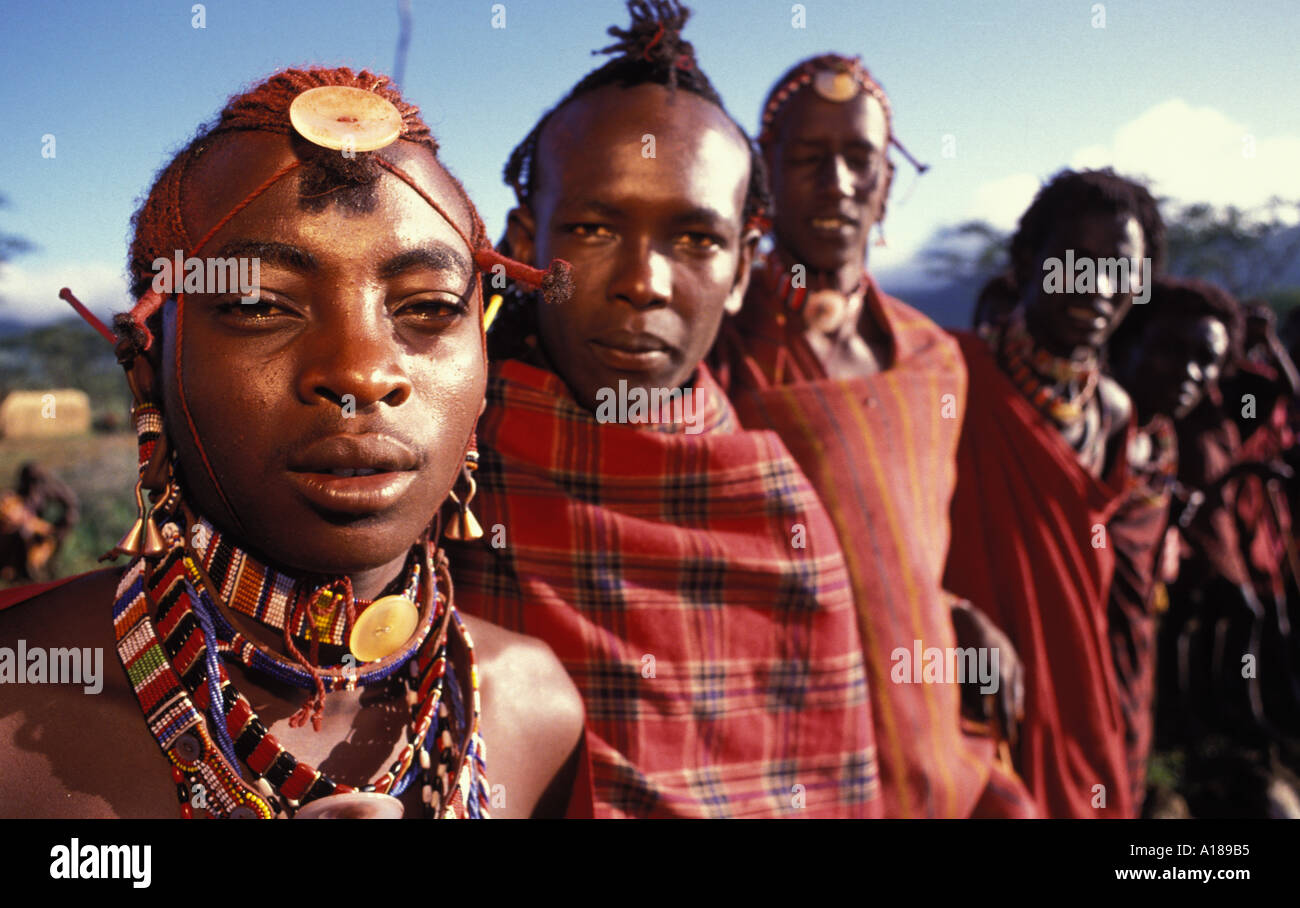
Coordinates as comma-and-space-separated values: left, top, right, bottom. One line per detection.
746, 249, 872, 383
989, 309, 1100, 428
761, 248, 867, 324
187, 511, 374, 647
182, 512, 439, 728
112, 516, 490, 818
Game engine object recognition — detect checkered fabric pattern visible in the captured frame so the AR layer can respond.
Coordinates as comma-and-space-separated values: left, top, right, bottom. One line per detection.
450, 359, 880, 818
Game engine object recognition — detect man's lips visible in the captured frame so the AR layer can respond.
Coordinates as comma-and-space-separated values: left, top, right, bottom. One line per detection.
287, 434, 419, 474
284, 471, 418, 515
588, 330, 674, 373
285, 434, 419, 515
808, 212, 859, 236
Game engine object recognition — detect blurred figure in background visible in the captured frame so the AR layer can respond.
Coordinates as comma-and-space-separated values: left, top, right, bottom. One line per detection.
1107, 276, 1234, 814
0, 462, 78, 581
1146, 283, 1300, 817
945, 167, 1165, 817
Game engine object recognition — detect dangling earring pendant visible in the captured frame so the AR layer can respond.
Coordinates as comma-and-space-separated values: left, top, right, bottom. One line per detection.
107, 407, 179, 561
444, 463, 484, 542
109, 478, 173, 560
110, 478, 150, 559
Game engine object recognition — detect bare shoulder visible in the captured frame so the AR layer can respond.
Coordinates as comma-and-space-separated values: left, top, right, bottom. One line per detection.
459, 613, 584, 818
0, 566, 179, 818
461, 613, 584, 739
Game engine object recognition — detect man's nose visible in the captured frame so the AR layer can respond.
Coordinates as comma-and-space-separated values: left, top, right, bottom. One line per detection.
296, 301, 412, 410
817, 154, 856, 199
608, 236, 671, 309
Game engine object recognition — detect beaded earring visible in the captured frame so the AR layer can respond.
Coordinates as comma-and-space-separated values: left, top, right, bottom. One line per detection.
107, 327, 178, 560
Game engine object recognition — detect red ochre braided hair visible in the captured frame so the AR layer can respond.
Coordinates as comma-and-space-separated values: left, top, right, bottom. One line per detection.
66, 66, 570, 540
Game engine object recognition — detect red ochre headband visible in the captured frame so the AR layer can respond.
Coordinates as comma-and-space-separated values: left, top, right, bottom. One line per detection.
757, 54, 929, 175
63, 84, 572, 541
124, 87, 570, 352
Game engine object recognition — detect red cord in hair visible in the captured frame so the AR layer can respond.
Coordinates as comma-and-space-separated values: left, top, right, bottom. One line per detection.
190, 160, 303, 259
374, 157, 478, 254
162, 159, 305, 540
124, 159, 303, 351
643, 21, 665, 60
375, 156, 574, 306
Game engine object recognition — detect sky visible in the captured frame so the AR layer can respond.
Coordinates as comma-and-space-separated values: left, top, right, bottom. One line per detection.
1, 0, 1298, 326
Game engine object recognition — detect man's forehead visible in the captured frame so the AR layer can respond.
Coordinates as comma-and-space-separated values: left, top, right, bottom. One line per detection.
1051, 210, 1144, 249
182, 132, 472, 245
540, 85, 749, 177
777, 91, 888, 151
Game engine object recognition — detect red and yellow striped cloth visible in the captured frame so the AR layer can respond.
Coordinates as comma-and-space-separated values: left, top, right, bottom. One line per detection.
714, 275, 1034, 817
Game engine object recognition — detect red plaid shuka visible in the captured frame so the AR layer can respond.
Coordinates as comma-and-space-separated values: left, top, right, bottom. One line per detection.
449, 359, 880, 818
945, 331, 1134, 818
712, 273, 1036, 818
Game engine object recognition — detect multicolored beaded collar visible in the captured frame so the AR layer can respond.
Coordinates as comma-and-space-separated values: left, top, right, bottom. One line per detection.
112, 516, 490, 819
760, 247, 867, 324
987, 308, 1100, 428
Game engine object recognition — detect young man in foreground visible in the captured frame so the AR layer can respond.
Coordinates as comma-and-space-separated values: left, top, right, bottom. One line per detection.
0, 67, 586, 819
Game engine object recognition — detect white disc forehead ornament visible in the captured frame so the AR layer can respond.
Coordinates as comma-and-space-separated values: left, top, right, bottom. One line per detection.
289, 86, 402, 152
813, 69, 860, 103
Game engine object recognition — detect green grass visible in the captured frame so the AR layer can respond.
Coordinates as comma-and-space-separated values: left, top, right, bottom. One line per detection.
0, 430, 137, 588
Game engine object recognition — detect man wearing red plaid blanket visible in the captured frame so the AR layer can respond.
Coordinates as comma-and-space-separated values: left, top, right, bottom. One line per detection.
448, 1, 881, 818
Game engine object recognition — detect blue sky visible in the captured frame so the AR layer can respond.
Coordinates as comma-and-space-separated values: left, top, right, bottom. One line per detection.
1, 0, 1297, 324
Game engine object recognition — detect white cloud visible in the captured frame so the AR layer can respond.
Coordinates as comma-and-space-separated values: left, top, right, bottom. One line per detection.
0, 261, 127, 327
964, 99, 1300, 236
1067, 98, 1300, 210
